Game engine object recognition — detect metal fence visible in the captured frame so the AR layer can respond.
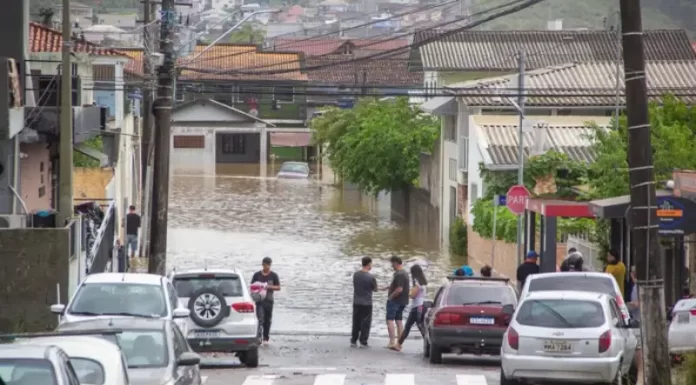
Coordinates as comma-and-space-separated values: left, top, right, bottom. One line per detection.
87, 201, 116, 274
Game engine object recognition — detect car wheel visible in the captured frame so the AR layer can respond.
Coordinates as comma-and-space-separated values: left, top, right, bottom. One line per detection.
423, 337, 430, 358
240, 347, 259, 368
428, 342, 442, 364
187, 287, 230, 328
500, 370, 520, 385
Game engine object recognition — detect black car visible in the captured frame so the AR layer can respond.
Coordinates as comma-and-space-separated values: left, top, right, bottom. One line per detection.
423, 276, 518, 363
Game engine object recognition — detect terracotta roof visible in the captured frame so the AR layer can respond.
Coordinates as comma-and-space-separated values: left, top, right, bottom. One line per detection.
306, 55, 422, 86
270, 38, 409, 57
119, 48, 145, 76
179, 44, 307, 82
413, 29, 696, 71
447, 60, 696, 107
287, 5, 304, 16
29, 22, 123, 56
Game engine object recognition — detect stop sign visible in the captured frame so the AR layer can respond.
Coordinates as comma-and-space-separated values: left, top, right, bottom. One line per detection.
506, 185, 530, 215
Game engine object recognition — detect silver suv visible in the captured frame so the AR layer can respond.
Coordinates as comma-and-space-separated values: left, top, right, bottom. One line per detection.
169, 268, 260, 367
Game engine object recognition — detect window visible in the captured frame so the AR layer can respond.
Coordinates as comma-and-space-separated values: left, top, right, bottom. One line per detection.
113, 330, 169, 368
39, 186, 46, 198
448, 158, 457, 181
166, 282, 179, 312
171, 324, 190, 354
516, 299, 605, 328
222, 134, 246, 155
68, 283, 168, 317
459, 136, 469, 170
173, 135, 205, 149
446, 285, 516, 306
432, 287, 444, 307
0, 358, 57, 385
171, 325, 185, 358
237, 86, 262, 103
173, 274, 244, 297
69, 358, 105, 385
470, 182, 479, 204
273, 86, 294, 102
527, 276, 616, 296
40, 161, 44, 172
444, 116, 456, 142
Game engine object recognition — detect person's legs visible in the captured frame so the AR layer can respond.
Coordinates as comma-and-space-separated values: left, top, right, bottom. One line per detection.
386, 301, 397, 347
262, 302, 273, 342
395, 305, 406, 341
358, 305, 372, 346
127, 234, 138, 259
255, 303, 265, 343
397, 307, 417, 346
350, 304, 361, 346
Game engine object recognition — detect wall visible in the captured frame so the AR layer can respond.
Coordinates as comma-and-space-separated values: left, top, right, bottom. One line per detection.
73, 168, 113, 202
19, 143, 52, 212
0, 228, 70, 332
418, 148, 440, 209
391, 185, 439, 248
466, 111, 485, 225
441, 115, 458, 249
114, 115, 138, 241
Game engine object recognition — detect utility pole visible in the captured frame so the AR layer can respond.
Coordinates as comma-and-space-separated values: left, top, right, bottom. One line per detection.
57, 0, 74, 227
139, 0, 156, 261
515, 49, 525, 265
619, 0, 671, 383
149, 0, 175, 275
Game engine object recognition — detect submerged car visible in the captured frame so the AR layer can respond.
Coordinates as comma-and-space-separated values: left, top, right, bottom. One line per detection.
277, 162, 310, 179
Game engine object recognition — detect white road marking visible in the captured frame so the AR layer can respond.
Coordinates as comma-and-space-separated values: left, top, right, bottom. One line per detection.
313, 374, 346, 385
276, 367, 338, 371
456, 374, 488, 385
241, 375, 279, 385
201, 376, 208, 384
385, 373, 415, 385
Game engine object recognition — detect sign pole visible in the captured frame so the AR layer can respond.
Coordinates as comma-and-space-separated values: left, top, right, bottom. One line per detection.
491, 195, 500, 267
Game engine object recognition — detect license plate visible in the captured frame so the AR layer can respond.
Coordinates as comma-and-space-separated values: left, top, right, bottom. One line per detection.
543, 340, 572, 353
470, 317, 495, 325
678, 313, 690, 323
194, 331, 220, 339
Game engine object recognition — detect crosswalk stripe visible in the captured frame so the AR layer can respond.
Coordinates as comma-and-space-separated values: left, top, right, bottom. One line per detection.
201, 376, 208, 384
385, 373, 415, 385
313, 374, 346, 385
456, 374, 488, 385
241, 375, 279, 385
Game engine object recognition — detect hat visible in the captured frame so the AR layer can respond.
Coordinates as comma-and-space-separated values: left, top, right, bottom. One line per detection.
526, 251, 539, 259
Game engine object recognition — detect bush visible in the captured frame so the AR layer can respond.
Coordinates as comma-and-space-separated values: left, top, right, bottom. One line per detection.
680, 353, 696, 385
450, 217, 468, 257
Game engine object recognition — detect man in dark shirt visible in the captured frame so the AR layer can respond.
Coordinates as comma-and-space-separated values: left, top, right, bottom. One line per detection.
351, 256, 377, 348
251, 257, 281, 345
516, 250, 540, 291
384, 255, 410, 349
124, 205, 141, 259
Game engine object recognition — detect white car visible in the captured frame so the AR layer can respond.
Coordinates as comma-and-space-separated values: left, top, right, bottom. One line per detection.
169, 268, 260, 367
277, 161, 310, 179
50, 273, 190, 327
669, 297, 696, 354
16, 335, 129, 385
520, 272, 632, 323
501, 291, 639, 385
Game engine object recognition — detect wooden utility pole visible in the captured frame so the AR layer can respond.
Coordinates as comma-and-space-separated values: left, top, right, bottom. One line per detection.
619, 0, 671, 383
139, 0, 156, 261
148, 0, 175, 275
57, 0, 73, 227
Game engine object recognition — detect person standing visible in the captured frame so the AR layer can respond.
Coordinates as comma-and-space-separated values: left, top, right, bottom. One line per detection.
351, 256, 377, 348
123, 205, 141, 259
251, 257, 281, 345
383, 256, 410, 349
516, 251, 540, 291
394, 264, 427, 351
605, 249, 626, 297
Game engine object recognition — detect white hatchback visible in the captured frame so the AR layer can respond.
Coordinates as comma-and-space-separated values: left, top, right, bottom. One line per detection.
669, 297, 696, 354
501, 291, 639, 385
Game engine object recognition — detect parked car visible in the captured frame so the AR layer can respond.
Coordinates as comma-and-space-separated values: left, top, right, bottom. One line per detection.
169, 268, 260, 367
50, 273, 190, 328
15, 335, 129, 385
56, 318, 203, 385
277, 161, 310, 179
519, 272, 631, 323
500, 290, 639, 385
668, 297, 696, 355
422, 276, 518, 363
0, 343, 81, 385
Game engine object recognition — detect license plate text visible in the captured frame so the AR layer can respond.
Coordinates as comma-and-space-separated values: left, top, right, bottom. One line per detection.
470, 317, 495, 325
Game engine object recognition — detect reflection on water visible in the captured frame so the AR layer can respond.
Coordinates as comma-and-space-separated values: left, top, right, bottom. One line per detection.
168, 163, 462, 336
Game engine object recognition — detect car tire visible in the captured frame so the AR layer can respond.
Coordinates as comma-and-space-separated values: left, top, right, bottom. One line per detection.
428, 342, 442, 364
500, 370, 521, 385
187, 287, 230, 328
423, 337, 430, 358
239, 347, 259, 368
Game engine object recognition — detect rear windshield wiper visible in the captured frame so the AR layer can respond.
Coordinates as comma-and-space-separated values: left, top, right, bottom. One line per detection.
462, 301, 502, 305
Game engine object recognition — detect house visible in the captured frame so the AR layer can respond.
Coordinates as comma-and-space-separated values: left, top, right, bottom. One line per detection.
54, 1, 94, 28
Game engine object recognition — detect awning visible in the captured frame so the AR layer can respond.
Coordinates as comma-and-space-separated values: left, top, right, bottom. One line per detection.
419, 96, 456, 116
270, 132, 312, 147
75, 144, 108, 167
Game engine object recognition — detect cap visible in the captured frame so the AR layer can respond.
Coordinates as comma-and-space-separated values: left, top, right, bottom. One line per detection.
526, 251, 539, 259
262, 257, 273, 265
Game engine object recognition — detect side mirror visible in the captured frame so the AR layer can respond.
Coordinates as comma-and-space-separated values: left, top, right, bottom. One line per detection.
51, 304, 66, 315
627, 318, 640, 329
423, 301, 433, 308
173, 308, 190, 318
176, 352, 200, 366
502, 304, 515, 316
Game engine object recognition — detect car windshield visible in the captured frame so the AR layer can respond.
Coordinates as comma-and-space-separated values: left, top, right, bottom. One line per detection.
447, 285, 516, 306
528, 276, 616, 297
279, 163, 309, 174
68, 283, 167, 317
0, 358, 57, 385
516, 299, 606, 328
173, 275, 244, 297
70, 358, 105, 385
109, 330, 169, 369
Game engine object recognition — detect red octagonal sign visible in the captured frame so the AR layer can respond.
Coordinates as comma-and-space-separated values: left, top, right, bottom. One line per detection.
506, 185, 530, 215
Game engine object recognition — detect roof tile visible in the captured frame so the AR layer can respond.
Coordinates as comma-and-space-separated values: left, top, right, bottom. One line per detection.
29, 22, 123, 57
270, 37, 410, 57
305, 54, 422, 86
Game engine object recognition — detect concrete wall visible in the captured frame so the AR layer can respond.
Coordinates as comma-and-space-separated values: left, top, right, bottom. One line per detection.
441, 115, 458, 250
0, 228, 70, 332
391, 186, 439, 248
19, 143, 52, 212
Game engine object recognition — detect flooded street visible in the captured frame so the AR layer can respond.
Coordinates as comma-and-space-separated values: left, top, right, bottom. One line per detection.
167, 165, 466, 337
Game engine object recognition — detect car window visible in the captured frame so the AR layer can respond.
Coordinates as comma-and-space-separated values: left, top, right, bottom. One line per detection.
64, 360, 81, 385
166, 282, 179, 311
279, 163, 309, 174
609, 299, 623, 324
114, 330, 169, 368
69, 283, 167, 317
432, 287, 444, 307
0, 358, 58, 385
172, 324, 190, 354
447, 285, 517, 306
120, 354, 130, 385
69, 358, 105, 385
170, 325, 185, 357
173, 275, 244, 297
528, 276, 616, 296
516, 299, 606, 328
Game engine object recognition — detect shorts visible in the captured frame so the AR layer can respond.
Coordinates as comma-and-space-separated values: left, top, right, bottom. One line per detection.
386, 300, 406, 321
126, 234, 138, 253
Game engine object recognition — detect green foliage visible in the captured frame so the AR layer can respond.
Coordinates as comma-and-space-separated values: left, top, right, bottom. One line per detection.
449, 217, 468, 257
73, 136, 104, 168
311, 98, 439, 196
228, 23, 266, 44
679, 353, 696, 385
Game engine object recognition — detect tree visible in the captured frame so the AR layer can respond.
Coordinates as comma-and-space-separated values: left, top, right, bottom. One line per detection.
228, 23, 266, 44
311, 98, 439, 195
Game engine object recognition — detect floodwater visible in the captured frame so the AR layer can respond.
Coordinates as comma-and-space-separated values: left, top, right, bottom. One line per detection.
167, 163, 467, 337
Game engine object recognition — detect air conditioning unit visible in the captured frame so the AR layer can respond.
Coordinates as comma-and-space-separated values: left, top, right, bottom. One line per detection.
0, 214, 27, 228
457, 170, 468, 185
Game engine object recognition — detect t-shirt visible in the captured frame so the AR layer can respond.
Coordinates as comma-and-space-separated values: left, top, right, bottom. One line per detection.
125, 213, 141, 235
606, 262, 626, 297
353, 270, 377, 306
388, 269, 410, 306
516, 262, 540, 288
411, 283, 427, 307
251, 271, 280, 303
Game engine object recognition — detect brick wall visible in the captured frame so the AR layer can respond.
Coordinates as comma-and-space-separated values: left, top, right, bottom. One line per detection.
457, 183, 468, 220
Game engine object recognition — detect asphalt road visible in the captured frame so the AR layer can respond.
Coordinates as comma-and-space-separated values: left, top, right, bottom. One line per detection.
198, 335, 501, 385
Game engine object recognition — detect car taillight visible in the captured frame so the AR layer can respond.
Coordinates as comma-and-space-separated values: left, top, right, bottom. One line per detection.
232, 302, 255, 313
507, 327, 519, 350
599, 330, 612, 353
433, 312, 462, 325
689, 309, 696, 316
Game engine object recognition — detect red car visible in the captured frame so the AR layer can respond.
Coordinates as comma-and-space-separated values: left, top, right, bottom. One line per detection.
423, 276, 518, 364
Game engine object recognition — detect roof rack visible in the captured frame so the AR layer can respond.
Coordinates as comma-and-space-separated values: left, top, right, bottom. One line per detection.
0, 329, 123, 343
447, 275, 510, 282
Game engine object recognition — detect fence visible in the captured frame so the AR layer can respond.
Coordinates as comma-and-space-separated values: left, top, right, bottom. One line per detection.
87, 201, 116, 274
